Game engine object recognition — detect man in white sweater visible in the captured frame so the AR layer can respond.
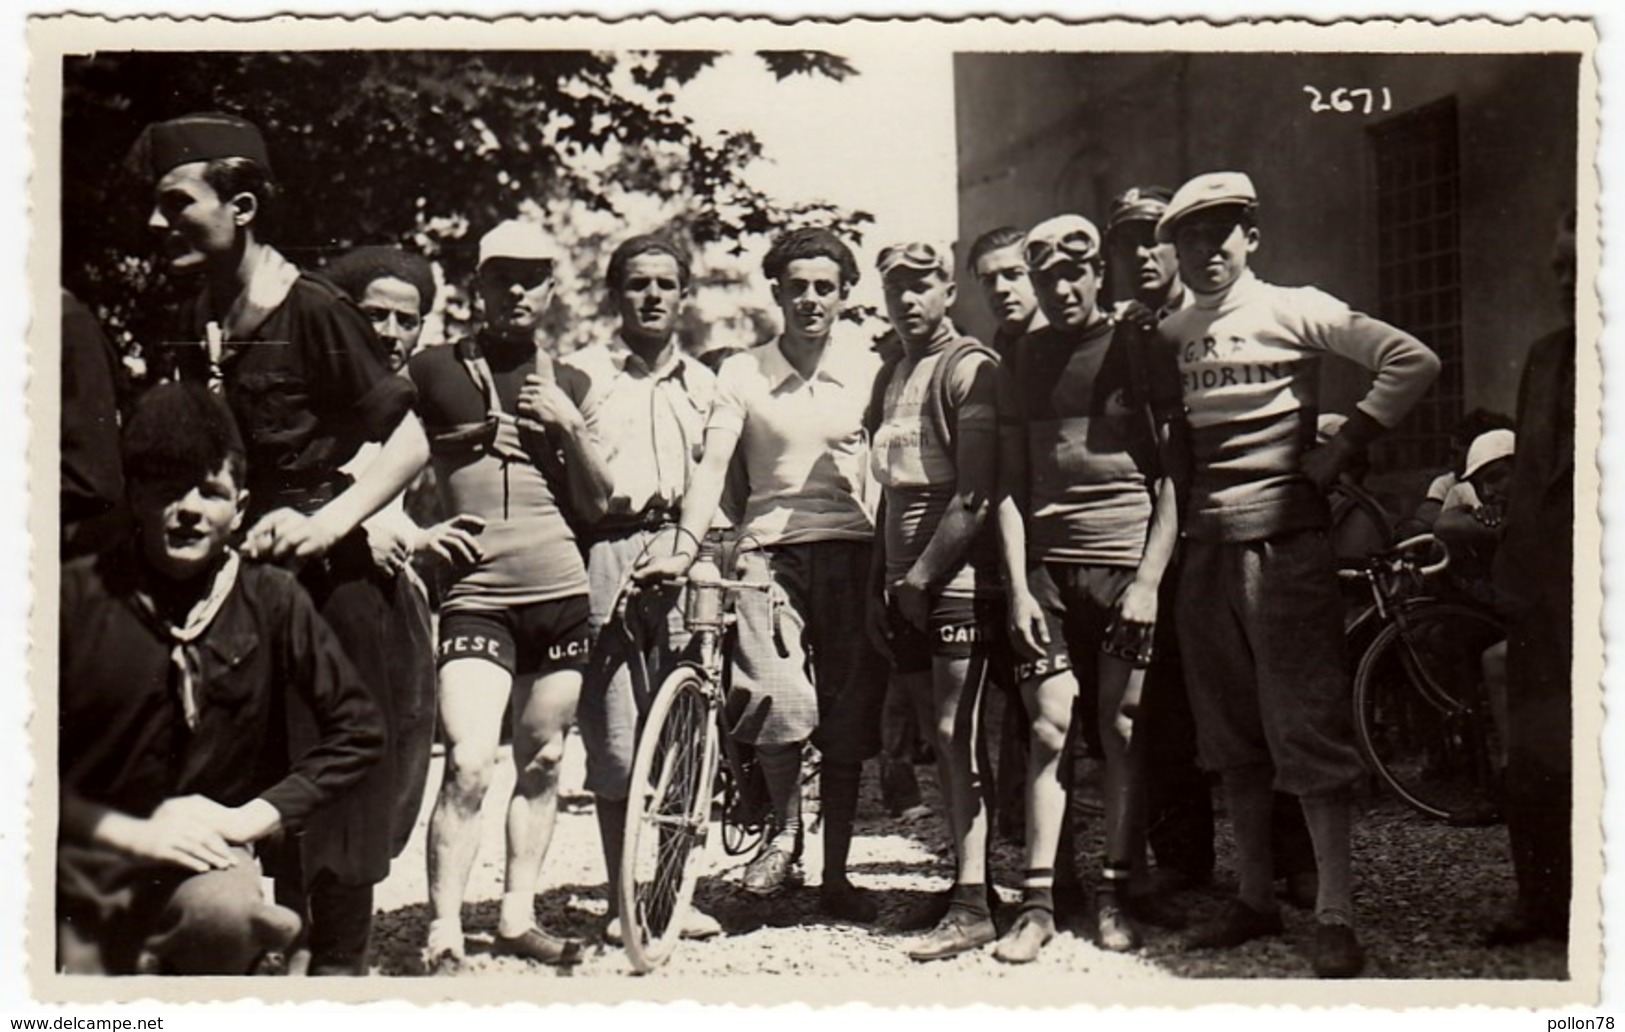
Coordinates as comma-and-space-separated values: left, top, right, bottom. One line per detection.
1154, 172, 1440, 977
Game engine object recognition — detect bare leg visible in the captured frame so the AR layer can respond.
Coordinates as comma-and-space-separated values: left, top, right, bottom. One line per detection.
993, 670, 1075, 963
1021, 670, 1078, 886
500, 669, 582, 938
933, 652, 991, 888
426, 658, 510, 956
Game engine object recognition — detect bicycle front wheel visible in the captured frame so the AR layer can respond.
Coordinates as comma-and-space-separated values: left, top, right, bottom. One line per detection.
1353, 601, 1506, 822
618, 664, 720, 973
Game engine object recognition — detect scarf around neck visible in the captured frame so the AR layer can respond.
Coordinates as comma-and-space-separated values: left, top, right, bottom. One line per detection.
200, 247, 301, 391
132, 549, 243, 732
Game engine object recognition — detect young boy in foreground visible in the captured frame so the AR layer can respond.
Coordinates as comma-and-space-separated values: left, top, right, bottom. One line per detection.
57, 383, 385, 974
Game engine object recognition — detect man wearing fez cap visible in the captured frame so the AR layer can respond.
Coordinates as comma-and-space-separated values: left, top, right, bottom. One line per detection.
1154, 171, 1439, 976
993, 214, 1179, 960
132, 111, 434, 975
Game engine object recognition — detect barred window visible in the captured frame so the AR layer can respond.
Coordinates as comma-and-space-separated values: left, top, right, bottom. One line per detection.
1368, 97, 1462, 472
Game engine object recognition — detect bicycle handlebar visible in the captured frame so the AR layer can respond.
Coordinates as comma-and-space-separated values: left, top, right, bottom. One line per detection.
1338, 533, 1451, 581
1392, 533, 1451, 577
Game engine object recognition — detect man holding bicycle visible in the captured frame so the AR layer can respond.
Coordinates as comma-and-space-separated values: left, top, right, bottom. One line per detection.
411, 220, 611, 972
865, 241, 1001, 959
637, 227, 887, 925
558, 233, 722, 945
1154, 172, 1438, 977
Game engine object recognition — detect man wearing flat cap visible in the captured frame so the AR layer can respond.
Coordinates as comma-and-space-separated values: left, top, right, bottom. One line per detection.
407, 219, 611, 971
130, 111, 434, 975
1154, 171, 1440, 977
1104, 185, 1322, 917
993, 214, 1179, 961
865, 241, 1002, 959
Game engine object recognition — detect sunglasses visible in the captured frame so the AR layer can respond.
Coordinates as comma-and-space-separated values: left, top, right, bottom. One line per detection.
481, 259, 555, 291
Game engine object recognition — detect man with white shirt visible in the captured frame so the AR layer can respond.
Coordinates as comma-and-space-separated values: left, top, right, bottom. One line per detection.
559, 233, 721, 944
637, 227, 887, 924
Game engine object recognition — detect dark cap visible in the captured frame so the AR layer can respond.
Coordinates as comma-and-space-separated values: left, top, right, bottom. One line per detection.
1106, 185, 1174, 237
126, 112, 272, 182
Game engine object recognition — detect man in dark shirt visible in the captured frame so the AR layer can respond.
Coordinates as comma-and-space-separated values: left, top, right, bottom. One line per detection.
966, 226, 1043, 361
129, 111, 432, 975
61, 290, 126, 561
57, 383, 384, 974
994, 214, 1179, 960
1487, 211, 1577, 946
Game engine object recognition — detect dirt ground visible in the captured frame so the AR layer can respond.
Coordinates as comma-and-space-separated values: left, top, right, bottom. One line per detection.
365, 729, 1567, 984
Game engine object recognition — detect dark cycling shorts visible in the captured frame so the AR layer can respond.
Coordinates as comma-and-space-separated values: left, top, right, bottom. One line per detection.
438, 595, 592, 678
1011, 562, 1135, 685
888, 592, 1005, 674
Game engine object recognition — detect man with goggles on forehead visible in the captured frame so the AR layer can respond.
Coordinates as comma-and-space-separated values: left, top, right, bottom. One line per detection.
407, 219, 612, 972
994, 214, 1179, 961
1153, 172, 1438, 977
864, 241, 1001, 960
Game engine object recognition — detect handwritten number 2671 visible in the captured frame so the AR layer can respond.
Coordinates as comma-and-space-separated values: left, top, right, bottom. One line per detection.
1304, 86, 1394, 114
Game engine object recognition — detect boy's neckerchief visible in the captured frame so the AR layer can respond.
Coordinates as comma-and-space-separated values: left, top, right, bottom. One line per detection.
199, 247, 300, 391
132, 549, 242, 732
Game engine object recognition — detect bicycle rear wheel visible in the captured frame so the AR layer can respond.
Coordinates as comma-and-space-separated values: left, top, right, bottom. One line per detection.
1353, 601, 1506, 822
618, 664, 720, 973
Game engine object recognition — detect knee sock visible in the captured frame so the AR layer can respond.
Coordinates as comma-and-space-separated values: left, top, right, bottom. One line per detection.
950, 881, 990, 920
1220, 767, 1278, 914
757, 743, 804, 853
820, 760, 862, 886
1300, 794, 1354, 925
1100, 860, 1133, 900
1019, 868, 1055, 915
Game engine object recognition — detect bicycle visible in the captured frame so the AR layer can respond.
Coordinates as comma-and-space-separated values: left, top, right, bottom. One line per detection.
612, 530, 782, 974
1340, 534, 1507, 824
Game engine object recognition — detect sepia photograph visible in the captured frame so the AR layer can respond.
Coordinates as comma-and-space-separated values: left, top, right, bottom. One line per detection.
21, 11, 1602, 1010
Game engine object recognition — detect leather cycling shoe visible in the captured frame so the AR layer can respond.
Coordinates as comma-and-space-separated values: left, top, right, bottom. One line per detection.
492, 926, 585, 966
1183, 899, 1284, 951
742, 845, 803, 896
907, 910, 996, 962
993, 908, 1056, 964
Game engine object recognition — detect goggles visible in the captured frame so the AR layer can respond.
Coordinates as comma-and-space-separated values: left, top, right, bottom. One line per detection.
877, 241, 953, 276
1024, 229, 1100, 271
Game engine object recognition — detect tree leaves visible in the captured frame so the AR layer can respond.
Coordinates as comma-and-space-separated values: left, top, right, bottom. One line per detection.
62, 48, 873, 355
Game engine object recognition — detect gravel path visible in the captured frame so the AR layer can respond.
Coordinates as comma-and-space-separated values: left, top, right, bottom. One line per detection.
365, 731, 1566, 982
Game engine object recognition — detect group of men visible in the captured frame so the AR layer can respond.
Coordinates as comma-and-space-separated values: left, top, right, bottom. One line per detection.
56, 107, 1572, 984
